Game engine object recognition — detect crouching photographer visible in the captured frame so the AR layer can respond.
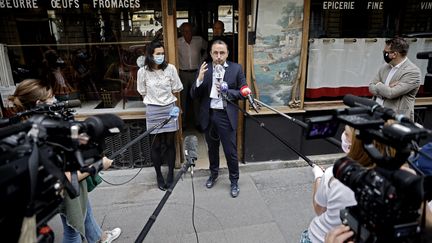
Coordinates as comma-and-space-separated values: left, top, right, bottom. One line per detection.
1, 79, 124, 242
306, 94, 432, 243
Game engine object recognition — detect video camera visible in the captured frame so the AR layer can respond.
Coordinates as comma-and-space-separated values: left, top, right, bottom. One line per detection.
305, 94, 432, 243
0, 103, 124, 242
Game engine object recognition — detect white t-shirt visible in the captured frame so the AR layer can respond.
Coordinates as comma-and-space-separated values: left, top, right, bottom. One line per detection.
308, 166, 357, 243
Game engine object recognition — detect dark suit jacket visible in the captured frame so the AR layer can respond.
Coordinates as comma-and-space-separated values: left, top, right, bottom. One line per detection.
190, 61, 247, 131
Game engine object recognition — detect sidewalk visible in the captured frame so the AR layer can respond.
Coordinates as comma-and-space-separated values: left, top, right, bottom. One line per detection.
48, 154, 342, 243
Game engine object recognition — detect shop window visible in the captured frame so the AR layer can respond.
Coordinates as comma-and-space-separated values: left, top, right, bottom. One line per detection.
306, 0, 432, 100
0, 2, 163, 112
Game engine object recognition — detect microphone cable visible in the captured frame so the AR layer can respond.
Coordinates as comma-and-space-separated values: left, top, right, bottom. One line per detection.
189, 160, 199, 243
99, 131, 160, 186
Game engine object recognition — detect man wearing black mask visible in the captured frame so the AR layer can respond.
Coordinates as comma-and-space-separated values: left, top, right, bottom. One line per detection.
369, 37, 421, 121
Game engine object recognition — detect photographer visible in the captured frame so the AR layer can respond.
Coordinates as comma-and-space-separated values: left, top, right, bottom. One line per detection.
8, 79, 121, 243
301, 122, 417, 243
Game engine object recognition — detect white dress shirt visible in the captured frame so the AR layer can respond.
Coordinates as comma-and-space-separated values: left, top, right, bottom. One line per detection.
196, 62, 229, 110
177, 36, 207, 70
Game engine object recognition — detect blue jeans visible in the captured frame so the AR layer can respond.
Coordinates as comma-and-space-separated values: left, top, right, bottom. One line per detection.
61, 200, 103, 243
300, 229, 312, 243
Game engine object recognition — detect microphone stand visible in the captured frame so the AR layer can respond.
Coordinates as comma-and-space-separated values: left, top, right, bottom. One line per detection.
253, 98, 342, 148
134, 156, 196, 243
224, 97, 315, 167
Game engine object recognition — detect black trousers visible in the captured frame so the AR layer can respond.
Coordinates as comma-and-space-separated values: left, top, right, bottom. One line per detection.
205, 109, 239, 183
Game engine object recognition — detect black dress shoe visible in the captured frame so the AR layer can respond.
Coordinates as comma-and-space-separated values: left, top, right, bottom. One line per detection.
157, 176, 166, 191
230, 183, 240, 198
205, 175, 218, 188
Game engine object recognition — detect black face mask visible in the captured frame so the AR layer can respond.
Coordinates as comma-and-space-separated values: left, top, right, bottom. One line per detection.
383, 51, 392, 63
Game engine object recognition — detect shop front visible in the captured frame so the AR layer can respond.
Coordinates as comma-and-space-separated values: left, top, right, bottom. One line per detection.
0, 0, 431, 165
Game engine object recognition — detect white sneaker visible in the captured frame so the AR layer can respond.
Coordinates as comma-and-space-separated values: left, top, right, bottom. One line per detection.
101, 227, 121, 243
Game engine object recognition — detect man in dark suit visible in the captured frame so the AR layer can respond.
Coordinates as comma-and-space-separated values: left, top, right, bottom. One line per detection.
190, 39, 246, 198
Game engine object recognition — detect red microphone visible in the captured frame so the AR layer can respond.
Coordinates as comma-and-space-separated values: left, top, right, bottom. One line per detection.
240, 85, 259, 113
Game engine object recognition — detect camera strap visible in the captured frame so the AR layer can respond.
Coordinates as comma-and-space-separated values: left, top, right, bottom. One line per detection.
38, 146, 79, 198
25, 142, 39, 217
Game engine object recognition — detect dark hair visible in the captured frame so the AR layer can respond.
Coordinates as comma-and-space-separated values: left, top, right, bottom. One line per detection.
210, 39, 228, 50
144, 41, 168, 71
385, 37, 409, 56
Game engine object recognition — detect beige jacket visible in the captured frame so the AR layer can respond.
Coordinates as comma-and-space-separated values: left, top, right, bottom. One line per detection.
369, 58, 421, 120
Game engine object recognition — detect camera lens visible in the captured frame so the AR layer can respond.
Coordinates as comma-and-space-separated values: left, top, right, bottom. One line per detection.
333, 156, 366, 189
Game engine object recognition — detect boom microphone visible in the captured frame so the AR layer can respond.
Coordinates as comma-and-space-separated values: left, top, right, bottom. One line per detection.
342, 94, 410, 122
83, 114, 125, 139
240, 85, 259, 113
169, 106, 180, 120
184, 135, 198, 165
108, 106, 179, 160
37, 99, 81, 110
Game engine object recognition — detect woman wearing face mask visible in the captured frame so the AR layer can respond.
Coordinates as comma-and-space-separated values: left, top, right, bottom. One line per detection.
300, 126, 357, 243
137, 41, 183, 191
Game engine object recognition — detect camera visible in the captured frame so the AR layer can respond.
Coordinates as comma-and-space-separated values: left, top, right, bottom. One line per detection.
334, 156, 425, 243
306, 94, 432, 242
0, 105, 124, 242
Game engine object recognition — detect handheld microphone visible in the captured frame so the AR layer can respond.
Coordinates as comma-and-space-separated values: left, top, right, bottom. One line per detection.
214, 64, 224, 81
240, 85, 259, 113
342, 94, 410, 123
184, 135, 198, 165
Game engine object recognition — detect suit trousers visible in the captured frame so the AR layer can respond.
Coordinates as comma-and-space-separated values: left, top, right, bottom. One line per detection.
205, 109, 239, 183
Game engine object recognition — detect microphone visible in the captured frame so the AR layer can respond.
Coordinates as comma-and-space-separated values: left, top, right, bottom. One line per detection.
184, 135, 198, 165
169, 106, 180, 120
240, 85, 259, 113
83, 114, 125, 139
220, 81, 228, 108
38, 99, 82, 110
214, 64, 224, 81
342, 94, 410, 123
108, 108, 177, 160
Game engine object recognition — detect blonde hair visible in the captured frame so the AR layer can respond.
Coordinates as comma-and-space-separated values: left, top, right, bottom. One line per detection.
347, 122, 397, 168
8, 79, 53, 113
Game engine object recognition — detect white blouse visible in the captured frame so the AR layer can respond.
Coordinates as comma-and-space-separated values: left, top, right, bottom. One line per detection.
137, 63, 183, 106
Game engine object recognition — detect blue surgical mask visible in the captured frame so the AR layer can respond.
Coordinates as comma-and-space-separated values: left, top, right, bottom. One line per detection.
154, 54, 164, 65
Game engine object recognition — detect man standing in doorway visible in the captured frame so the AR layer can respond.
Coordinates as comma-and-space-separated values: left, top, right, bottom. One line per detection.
207, 20, 237, 63
190, 40, 246, 198
369, 37, 421, 121
177, 22, 207, 130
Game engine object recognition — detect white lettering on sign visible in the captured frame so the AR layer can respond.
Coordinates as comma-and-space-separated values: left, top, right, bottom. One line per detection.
367, 2, 383, 9
0, 0, 38, 8
50, 0, 79, 8
93, 0, 140, 8
421, 2, 432, 9
323, 1, 355, 9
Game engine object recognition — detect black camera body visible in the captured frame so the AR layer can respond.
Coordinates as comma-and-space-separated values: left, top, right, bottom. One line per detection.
306, 95, 431, 242
334, 157, 424, 243
0, 105, 124, 242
